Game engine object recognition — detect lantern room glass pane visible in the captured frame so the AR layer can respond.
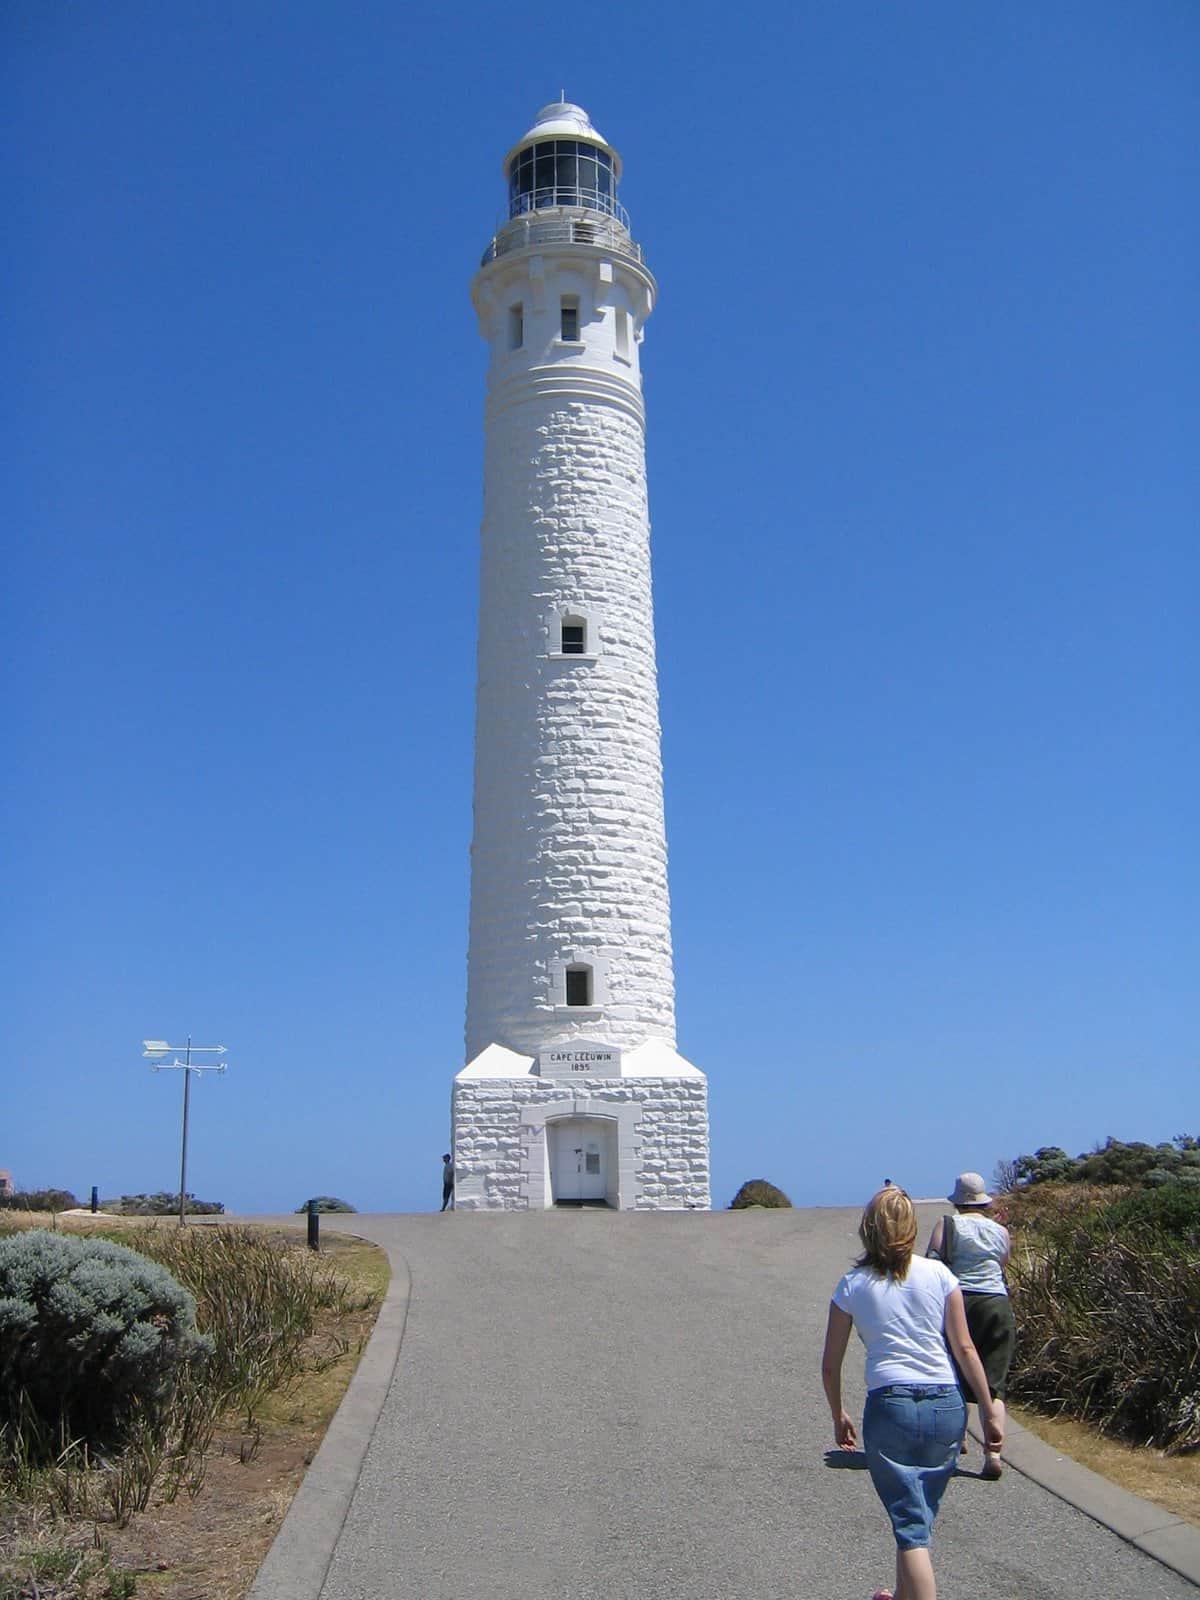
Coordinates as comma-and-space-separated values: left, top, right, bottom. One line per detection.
509, 150, 536, 215
506, 139, 619, 221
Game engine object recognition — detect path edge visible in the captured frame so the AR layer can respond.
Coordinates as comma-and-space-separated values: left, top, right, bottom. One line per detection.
245, 1233, 412, 1600
970, 1416, 1200, 1589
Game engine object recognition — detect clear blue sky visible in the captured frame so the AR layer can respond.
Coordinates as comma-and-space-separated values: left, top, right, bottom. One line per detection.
6, 2, 1196, 1214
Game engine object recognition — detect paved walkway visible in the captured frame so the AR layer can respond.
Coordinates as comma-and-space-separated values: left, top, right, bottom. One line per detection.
247, 1206, 1200, 1600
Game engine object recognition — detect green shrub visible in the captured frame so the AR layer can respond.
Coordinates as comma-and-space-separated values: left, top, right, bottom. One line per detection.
1013, 1147, 1081, 1185
1009, 1134, 1200, 1192
0, 1189, 78, 1212
0, 1229, 211, 1454
1101, 1181, 1200, 1242
729, 1179, 792, 1209
295, 1196, 357, 1213
101, 1192, 224, 1216
1074, 1138, 1162, 1185
0, 1228, 380, 1529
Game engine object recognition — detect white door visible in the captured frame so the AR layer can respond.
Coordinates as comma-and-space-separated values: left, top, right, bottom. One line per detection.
551, 1119, 607, 1204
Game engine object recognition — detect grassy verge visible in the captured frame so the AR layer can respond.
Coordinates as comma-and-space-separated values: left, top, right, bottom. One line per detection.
0, 1220, 388, 1600
1011, 1404, 1200, 1530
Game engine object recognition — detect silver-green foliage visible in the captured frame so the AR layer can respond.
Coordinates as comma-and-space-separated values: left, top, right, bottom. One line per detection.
0, 1230, 212, 1452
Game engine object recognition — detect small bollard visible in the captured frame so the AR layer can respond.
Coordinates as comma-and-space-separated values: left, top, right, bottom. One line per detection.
91, 1186, 99, 1214
306, 1198, 320, 1252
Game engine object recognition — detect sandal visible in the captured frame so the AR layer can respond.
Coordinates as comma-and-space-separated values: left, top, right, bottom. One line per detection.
871, 1591, 894, 1599
982, 1451, 1003, 1479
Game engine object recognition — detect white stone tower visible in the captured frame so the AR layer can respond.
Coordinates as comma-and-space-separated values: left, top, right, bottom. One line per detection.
452, 101, 710, 1211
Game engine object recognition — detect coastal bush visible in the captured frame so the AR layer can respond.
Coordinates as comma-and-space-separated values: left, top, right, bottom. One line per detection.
0, 1188, 78, 1213
0, 1230, 209, 1455
295, 1196, 357, 1213
1008, 1134, 1200, 1191
1, 1224, 383, 1546
1100, 1181, 1200, 1243
729, 1179, 792, 1209
1007, 1186, 1200, 1452
101, 1192, 224, 1216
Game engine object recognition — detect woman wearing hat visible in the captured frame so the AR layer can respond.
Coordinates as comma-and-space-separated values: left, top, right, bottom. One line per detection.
927, 1172, 1013, 1480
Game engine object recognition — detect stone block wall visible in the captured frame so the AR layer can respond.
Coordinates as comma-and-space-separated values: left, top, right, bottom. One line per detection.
452, 1075, 710, 1211
466, 383, 676, 1062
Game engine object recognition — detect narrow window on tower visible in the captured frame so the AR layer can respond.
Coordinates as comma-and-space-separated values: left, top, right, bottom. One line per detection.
565, 964, 593, 1007
560, 297, 580, 342
560, 615, 586, 654
551, 952, 608, 1008
614, 307, 630, 362
508, 303, 524, 350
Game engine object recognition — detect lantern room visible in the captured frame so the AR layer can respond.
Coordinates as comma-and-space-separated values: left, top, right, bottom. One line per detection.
503, 100, 624, 220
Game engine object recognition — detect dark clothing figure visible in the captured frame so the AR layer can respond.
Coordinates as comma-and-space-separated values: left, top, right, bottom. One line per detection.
926, 1172, 1013, 1480
441, 1154, 454, 1211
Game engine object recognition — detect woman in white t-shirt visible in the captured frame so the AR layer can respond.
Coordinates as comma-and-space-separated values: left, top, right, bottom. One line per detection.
821, 1186, 1003, 1600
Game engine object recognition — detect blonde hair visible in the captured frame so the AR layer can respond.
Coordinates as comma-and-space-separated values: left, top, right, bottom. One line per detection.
856, 1186, 918, 1281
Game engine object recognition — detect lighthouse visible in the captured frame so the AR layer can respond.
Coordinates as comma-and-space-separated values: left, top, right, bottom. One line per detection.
452, 101, 710, 1210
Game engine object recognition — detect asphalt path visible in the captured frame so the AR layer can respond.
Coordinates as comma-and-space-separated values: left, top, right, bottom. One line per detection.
249, 1205, 1199, 1600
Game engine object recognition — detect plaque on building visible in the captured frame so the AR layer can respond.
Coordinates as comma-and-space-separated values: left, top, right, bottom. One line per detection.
537, 1041, 623, 1078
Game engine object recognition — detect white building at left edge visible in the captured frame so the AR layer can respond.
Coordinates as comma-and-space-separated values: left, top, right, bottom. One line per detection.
450, 101, 711, 1211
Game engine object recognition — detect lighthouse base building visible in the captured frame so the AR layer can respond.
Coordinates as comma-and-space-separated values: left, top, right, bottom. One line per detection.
453, 1044, 709, 1210
452, 101, 710, 1211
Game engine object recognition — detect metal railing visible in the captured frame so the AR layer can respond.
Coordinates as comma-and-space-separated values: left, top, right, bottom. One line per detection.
508, 187, 631, 230
481, 208, 642, 268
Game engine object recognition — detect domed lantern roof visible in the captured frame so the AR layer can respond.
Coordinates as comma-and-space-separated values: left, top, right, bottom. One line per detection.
502, 100, 623, 178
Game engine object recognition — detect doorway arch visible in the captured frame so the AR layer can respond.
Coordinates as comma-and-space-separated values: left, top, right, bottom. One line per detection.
548, 1115, 617, 1206
516, 1097, 643, 1209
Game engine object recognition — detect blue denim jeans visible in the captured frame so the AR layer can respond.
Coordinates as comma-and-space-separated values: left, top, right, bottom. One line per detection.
863, 1384, 966, 1549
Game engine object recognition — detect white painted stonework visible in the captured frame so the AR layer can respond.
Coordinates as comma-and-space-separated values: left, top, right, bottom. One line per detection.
453, 102, 710, 1210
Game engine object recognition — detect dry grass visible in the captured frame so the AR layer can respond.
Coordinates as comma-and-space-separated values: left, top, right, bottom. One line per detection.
0, 1210, 138, 1230
1012, 1404, 1200, 1529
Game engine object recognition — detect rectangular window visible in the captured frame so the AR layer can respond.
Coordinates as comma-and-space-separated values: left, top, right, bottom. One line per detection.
614, 307, 630, 361
565, 966, 591, 1006
560, 299, 579, 342
508, 303, 523, 350
560, 621, 585, 654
